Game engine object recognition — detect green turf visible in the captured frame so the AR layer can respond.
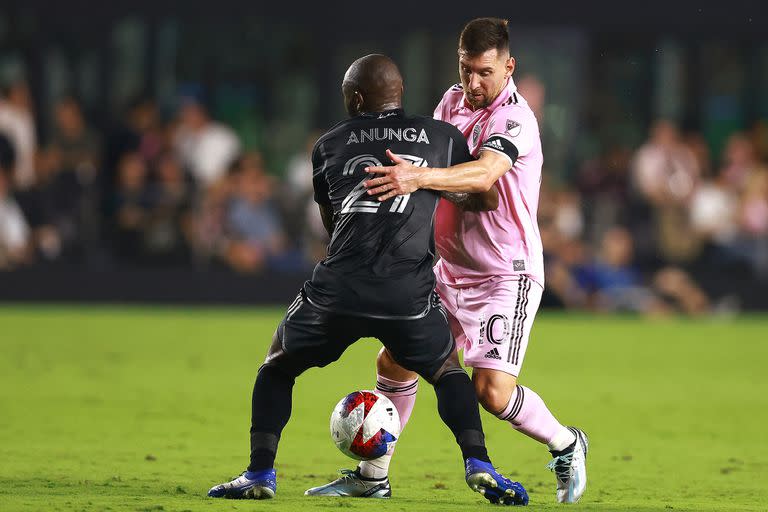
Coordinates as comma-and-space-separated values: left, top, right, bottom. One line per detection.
1, 306, 766, 511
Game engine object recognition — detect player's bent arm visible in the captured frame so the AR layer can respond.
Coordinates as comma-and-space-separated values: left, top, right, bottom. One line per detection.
318, 203, 335, 237
418, 150, 510, 193
365, 148, 513, 201
441, 187, 499, 211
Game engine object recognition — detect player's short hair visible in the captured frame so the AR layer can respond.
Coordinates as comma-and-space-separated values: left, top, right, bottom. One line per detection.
459, 17, 510, 57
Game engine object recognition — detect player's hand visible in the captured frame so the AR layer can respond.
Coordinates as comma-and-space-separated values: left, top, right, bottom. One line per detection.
365, 149, 425, 201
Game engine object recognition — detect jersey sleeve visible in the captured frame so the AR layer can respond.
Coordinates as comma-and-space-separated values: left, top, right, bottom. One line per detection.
481, 105, 538, 165
311, 141, 332, 205
433, 96, 446, 122
433, 84, 461, 122
448, 127, 473, 166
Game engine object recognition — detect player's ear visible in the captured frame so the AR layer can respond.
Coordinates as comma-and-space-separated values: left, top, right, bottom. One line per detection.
505, 56, 516, 78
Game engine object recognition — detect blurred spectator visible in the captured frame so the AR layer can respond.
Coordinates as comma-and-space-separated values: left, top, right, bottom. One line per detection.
111, 152, 150, 263
577, 143, 631, 245
220, 154, 286, 273
630, 119, 703, 265
28, 149, 64, 261
733, 145, 768, 277
751, 120, 768, 163
632, 120, 700, 206
574, 227, 711, 316
576, 226, 661, 313
173, 97, 240, 188
690, 170, 739, 247
142, 152, 195, 265
683, 131, 713, 179
0, 81, 37, 190
104, 97, 165, 195
0, 135, 31, 269
282, 131, 329, 264
741, 170, 768, 237
719, 132, 766, 193
50, 97, 101, 179
126, 97, 165, 165
689, 134, 768, 277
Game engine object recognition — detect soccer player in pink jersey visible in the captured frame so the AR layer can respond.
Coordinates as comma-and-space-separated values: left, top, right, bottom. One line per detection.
305, 18, 588, 504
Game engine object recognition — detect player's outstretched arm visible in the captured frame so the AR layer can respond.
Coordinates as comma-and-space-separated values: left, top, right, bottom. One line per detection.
365, 149, 511, 201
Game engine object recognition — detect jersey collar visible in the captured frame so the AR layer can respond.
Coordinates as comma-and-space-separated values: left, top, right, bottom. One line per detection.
358, 108, 405, 119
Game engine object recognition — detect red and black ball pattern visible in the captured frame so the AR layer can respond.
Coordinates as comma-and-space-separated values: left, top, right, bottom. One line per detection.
338, 391, 397, 460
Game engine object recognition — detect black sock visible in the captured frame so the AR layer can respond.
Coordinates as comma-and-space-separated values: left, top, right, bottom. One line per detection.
434, 371, 490, 463
247, 365, 295, 471
549, 438, 577, 457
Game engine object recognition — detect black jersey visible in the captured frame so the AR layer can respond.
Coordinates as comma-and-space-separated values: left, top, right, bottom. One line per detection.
304, 108, 472, 319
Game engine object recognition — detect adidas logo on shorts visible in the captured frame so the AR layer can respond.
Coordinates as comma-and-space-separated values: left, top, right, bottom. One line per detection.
484, 348, 502, 360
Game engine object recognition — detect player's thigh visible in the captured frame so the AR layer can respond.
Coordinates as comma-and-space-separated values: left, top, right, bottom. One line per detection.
435, 279, 471, 351
460, 276, 543, 377
375, 306, 455, 381
377, 346, 419, 382
267, 291, 359, 377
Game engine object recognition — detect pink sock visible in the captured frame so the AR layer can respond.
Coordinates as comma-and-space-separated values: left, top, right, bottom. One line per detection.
358, 375, 418, 479
497, 385, 574, 450
375, 375, 418, 430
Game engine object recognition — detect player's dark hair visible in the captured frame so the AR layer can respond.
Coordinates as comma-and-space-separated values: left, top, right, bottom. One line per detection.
459, 18, 510, 56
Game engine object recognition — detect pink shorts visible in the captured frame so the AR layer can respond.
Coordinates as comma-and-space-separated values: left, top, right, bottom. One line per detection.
435, 274, 543, 377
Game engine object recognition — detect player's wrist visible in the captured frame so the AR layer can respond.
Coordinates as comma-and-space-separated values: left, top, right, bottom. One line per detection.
415, 168, 433, 190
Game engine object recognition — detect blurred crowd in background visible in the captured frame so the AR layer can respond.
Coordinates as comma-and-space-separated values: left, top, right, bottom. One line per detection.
0, 85, 327, 275
0, 6, 766, 313
2, 78, 766, 315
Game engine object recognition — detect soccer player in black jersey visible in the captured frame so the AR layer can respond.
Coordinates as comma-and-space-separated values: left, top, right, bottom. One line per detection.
206, 54, 528, 506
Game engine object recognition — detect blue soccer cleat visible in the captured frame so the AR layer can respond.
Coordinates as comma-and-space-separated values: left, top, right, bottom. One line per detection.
207, 468, 276, 499
465, 458, 529, 506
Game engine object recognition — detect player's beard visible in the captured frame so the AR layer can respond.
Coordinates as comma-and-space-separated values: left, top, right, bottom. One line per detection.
464, 84, 502, 109
465, 90, 487, 108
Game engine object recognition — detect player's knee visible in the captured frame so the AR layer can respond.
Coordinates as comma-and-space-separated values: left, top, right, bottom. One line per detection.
474, 375, 515, 414
376, 347, 418, 382
426, 350, 465, 384
259, 328, 307, 379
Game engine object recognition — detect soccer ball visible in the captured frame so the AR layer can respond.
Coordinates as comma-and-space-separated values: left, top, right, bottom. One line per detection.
330, 390, 400, 460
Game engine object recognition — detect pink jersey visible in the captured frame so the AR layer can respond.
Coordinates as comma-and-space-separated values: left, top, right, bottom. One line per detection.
433, 78, 544, 286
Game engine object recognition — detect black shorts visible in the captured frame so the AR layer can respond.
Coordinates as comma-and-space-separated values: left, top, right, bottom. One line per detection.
266, 289, 454, 380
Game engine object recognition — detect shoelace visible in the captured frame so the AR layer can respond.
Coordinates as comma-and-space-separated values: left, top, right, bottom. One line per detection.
336, 468, 368, 484
337, 468, 388, 486
546, 451, 574, 484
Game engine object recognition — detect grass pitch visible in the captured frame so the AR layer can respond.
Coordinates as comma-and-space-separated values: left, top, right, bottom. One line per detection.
0, 306, 766, 511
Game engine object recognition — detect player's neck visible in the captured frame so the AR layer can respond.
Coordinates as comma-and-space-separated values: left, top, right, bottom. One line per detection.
363, 101, 401, 113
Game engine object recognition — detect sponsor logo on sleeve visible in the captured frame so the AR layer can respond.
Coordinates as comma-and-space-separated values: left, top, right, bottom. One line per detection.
483, 138, 505, 152
506, 119, 521, 137
513, 260, 526, 271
